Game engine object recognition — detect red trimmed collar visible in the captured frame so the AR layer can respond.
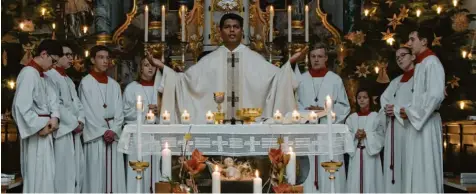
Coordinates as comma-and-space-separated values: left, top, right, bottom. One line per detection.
54, 67, 67, 77
27, 60, 45, 77
357, 107, 371, 116
89, 70, 108, 84
139, 79, 154, 86
415, 49, 435, 64
308, 67, 328, 77
400, 68, 415, 83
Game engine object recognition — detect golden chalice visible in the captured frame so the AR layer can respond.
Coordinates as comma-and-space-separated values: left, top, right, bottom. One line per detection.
213, 92, 225, 124
236, 108, 262, 124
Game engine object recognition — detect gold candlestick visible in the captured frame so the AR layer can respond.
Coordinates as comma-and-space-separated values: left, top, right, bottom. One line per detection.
213, 92, 225, 124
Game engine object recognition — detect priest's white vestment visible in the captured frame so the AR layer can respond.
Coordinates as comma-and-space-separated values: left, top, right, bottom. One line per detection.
12, 64, 59, 193
296, 71, 350, 193
379, 74, 414, 192
123, 81, 161, 193
155, 44, 298, 123
45, 69, 85, 193
400, 54, 444, 193
79, 74, 126, 193
345, 112, 384, 193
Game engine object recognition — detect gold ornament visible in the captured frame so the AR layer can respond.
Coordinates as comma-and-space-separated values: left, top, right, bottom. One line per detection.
432, 34, 442, 46
398, 6, 410, 21
385, 0, 394, 7
376, 61, 390, 83
452, 12, 469, 32
345, 31, 366, 46
381, 29, 395, 41
277, 136, 284, 145
184, 133, 192, 141
447, 75, 460, 89
355, 63, 370, 78
72, 55, 86, 72
387, 14, 402, 30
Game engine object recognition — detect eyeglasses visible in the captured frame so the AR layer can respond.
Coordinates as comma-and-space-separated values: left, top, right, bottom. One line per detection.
47, 54, 58, 64
396, 53, 411, 59
63, 52, 73, 58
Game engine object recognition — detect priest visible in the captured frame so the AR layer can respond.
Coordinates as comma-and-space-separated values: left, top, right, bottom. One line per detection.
12, 39, 62, 193
79, 45, 126, 193
45, 42, 85, 193
148, 13, 307, 123
399, 27, 444, 192
296, 44, 350, 193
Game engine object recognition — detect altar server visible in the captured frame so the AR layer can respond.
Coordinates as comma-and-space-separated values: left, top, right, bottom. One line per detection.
296, 43, 350, 193
346, 89, 384, 193
79, 45, 126, 193
399, 27, 444, 192
45, 42, 85, 193
123, 57, 161, 193
379, 46, 415, 192
12, 39, 62, 193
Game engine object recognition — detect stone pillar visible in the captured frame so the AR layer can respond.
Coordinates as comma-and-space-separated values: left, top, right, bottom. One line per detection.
243, 0, 250, 45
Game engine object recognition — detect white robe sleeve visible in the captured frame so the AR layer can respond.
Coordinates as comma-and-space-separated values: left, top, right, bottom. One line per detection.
45, 77, 75, 138
123, 84, 138, 123
378, 79, 397, 131
406, 57, 445, 131
12, 70, 49, 138
70, 79, 85, 124
363, 113, 385, 156
79, 80, 109, 141
111, 85, 124, 137
334, 81, 351, 124
345, 114, 359, 157
45, 78, 60, 119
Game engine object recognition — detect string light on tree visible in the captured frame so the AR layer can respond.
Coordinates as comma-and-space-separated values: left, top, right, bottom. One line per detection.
85, 50, 89, 57
374, 66, 379, 74
437, 6, 442, 15
364, 9, 370, 17
462, 50, 468, 58
83, 26, 88, 34
52, 23, 56, 30
7, 80, 15, 90
19, 22, 25, 31
459, 101, 465, 110
453, 0, 458, 7
41, 7, 46, 16
386, 37, 395, 45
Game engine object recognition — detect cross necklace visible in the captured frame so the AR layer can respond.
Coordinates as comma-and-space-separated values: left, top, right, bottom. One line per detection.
311, 76, 327, 103
96, 81, 108, 109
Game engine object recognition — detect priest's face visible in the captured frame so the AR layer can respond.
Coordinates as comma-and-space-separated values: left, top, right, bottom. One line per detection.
220, 19, 243, 46
57, 46, 73, 69
396, 48, 415, 72
357, 91, 370, 110
309, 48, 328, 69
140, 58, 157, 80
91, 50, 110, 72
407, 32, 427, 55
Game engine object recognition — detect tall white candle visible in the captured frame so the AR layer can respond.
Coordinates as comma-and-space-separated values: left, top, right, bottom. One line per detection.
161, 142, 172, 179
326, 95, 334, 160
181, 5, 186, 42
305, 5, 309, 42
212, 165, 221, 194
288, 5, 292, 43
253, 170, 262, 193
286, 147, 296, 185
136, 95, 143, 161
161, 5, 166, 42
145, 5, 149, 42
269, 6, 274, 42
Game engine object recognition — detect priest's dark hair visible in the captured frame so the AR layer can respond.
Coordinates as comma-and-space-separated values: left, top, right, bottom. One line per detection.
412, 26, 434, 49
89, 45, 111, 58
219, 13, 243, 29
354, 87, 376, 113
34, 39, 63, 57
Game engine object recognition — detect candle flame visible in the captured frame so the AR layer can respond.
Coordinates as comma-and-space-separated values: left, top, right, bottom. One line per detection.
460, 101, 465, 110
52, 23, 56, 30
305, 5, 308, 12
215, 165, 219, 172
145, 5, 149, 11
289, 147, 293, 153
462, 50, 468, 58
7, 80, 15, 90
255, 170, 259, 178
83, 26, 88, 34
444, 141, 447, 148
364, 9, 370, 17
137, 95, 142, 102
149, 110, 153, 114
453, 0, 458, 7
41, 7, 46, 16
375, 66, 380, 74
288, 5, 291, 12
85, 50, 89, 57
437, 6, 442, 14
165, 142, 168, 149
19, 22, 25, 30
270, 5, 274, 13
416, 9, 421, 17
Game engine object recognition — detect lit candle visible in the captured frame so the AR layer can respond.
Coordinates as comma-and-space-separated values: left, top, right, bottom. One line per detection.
161, 5, 166, 42
305, 5, 309, 42
206, 110, 214, 124
460, 101, 465, 110
146, 110, 155, 124
308, 111, 318, 124
453, 0, 458, 7
52, 23, 56, 30
161, 142, 172, 179
181, 110, 190, 124
375, 66, 380, 74
287, 5, 292, 43
162, 110, 171, 124
84, 50, 89, 58
19, 22, 25, 31
437, 6, 442, 14
41, 7, 46, 16
273, 110, 283, 124
212, 165, 221, 194
462, 50, 468, 58
145, 5, 149, 42
181, 5, 186, 42
326, 95, 334, 160
269, 6, 274, 42
7, 80, 15, 90
136, 95, 143, 164
136, 95, 143, 111
416, 9, 421, 17
286, 147, 296, 185
83, 26, 88, 34
364, 9, 370, 17
291, 110, 300, 124
253, 170, 262, 194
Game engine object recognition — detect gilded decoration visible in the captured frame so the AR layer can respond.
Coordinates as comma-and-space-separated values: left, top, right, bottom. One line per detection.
249, 0, 269, 53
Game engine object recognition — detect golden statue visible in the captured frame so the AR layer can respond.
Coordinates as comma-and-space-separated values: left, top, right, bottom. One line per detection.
185, 0, 205, 61
249, 0, 267, 53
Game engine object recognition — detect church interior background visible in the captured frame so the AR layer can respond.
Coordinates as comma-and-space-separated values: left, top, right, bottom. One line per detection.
1, 0, 476, 192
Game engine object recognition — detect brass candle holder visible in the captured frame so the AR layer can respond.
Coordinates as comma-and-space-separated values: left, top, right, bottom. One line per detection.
129, 160, 150, 180
321, 160, 343, 193
144, 41, 166, 61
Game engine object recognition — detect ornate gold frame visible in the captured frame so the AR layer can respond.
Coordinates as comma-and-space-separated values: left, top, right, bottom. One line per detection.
315, 0, 342, 46
210, 0, 244, 45
112, 0, 138, 46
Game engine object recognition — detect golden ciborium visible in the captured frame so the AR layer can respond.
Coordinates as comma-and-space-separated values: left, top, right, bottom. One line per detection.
236, 108, 262, 124
213, 92, 225, 124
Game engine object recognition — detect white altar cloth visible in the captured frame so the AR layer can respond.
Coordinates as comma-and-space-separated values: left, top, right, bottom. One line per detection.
117, 124, 354, 156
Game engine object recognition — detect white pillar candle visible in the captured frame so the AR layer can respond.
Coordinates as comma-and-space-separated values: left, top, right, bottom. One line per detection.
291, 110, 300, 124
206, 110, 214, 124
308, 111, 317, 124
269, 6, 274, 42
273, 110, 283, 124
136, 95, 143, 111
212, 165, 221, 194
162, 110, 171, 124
161, 5, 166, 42
144, 5, 149, 42
305, 5, 309, 42
326, 95, 334, 160
136, 95, 143, 162
161, 142, 172, 180
253, 170, 262, 193
181, 5, 186, 42
146, 110, 155, 124
286, 147, 296, 185
287, 5, 292, 43
181, 110, 190, 124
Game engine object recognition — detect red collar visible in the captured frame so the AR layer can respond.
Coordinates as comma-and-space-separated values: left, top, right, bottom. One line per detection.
415, 49, 435, 64
400, 68, 415, 82
357, 107, 371, 116
308, 67, 328, 77
89, 70, 108, 84
27, 60, 45, 77
139, 79, 154, 86
54, 67, 67, 77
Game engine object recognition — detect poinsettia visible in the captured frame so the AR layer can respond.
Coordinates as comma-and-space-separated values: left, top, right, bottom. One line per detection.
268, 143, 291, 185
183, 149, 208, 175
